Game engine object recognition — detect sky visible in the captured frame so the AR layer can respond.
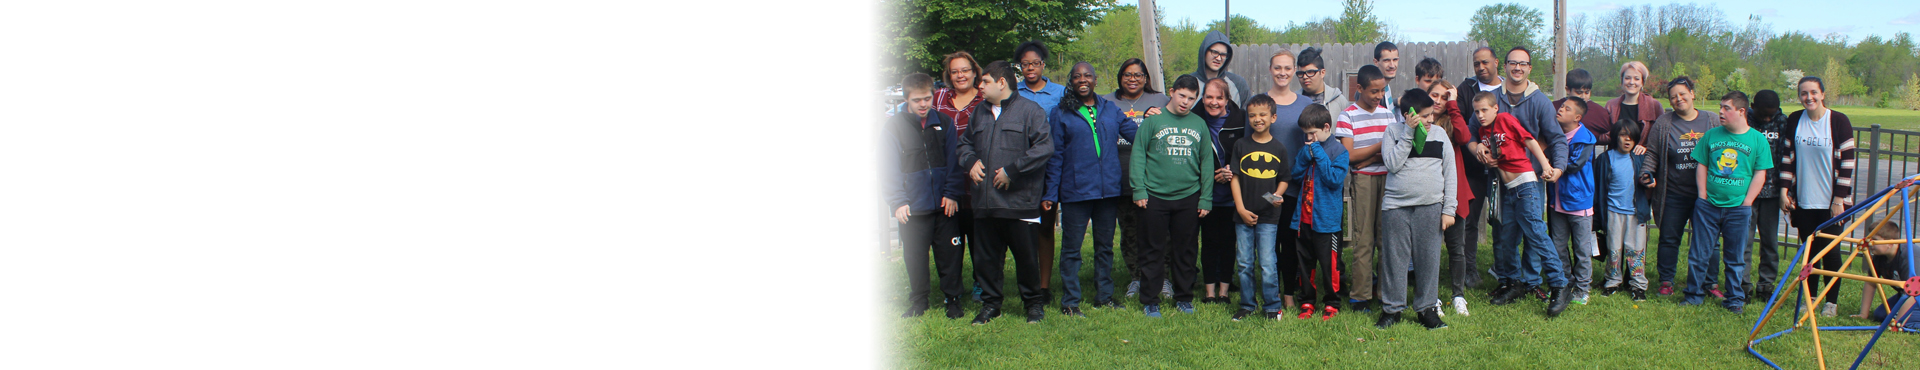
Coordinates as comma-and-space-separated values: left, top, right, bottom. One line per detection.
1150, 0, 1920, 45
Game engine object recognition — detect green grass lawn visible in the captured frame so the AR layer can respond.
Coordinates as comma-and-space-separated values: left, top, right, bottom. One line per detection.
884, 226, 1920, 368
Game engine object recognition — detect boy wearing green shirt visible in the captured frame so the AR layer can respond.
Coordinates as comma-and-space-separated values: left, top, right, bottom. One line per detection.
1131, 74, 1216, 317
1681, 91, 1772, 313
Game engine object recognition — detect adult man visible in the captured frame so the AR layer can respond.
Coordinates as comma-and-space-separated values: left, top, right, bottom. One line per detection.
1297, 47, 1348, 114
1476, 46, 1569, 306
1335, 65, 1395, 311
1456, 47, 1503, 293
1374, 42, 1401, 109
1045, 62, 1139, 315
956, 61, 1055, 325
1187, 31, 1251, 107
885, 73, 968, 319
1013, 40, 1067, 293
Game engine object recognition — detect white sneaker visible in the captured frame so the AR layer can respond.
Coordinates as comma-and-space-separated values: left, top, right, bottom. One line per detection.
1436, 300, 1446, 317
1161, 281, 1174, 298
1453, 296, 1471, 316
1820, 302, 1838, 317
1126, 280, 1141, 297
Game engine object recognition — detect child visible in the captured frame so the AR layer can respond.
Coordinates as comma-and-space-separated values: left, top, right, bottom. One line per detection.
1375, 89, 1457, 329
1474, 92, 1573, 317
1549, 96, 1601, 305
1683, 91, 1772, 313
1290, 103, 1350, 320
1852, 221, 1916, 321
1229, 94, 1292, 320
1595, 119, 1652, 301
1427, 78, 1479, 316
885, 72, 968, 319
1131, 74, 1216, 318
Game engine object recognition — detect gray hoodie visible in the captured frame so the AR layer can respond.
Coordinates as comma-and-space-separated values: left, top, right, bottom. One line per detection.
1381, 120, 1458, 216
1187, 31, 1251, 107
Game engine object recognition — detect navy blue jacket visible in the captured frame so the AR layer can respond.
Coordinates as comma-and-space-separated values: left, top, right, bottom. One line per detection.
883, 110, 966, 214
1046, 95, 1139, 203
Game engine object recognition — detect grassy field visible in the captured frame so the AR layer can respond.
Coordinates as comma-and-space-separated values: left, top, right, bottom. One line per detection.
883, 226, 1920, 369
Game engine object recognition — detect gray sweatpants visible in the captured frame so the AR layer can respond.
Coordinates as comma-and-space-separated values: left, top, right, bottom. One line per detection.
1379, 203, 1443, 314
1549, 212, 1597, 297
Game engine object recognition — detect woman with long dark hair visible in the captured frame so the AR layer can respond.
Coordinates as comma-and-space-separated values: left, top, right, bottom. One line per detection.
1777, 76, 1857, 317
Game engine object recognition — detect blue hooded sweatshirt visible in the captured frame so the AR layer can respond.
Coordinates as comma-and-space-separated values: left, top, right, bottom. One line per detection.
1045, 94, 1139, 204
1554, 124, 1598, 212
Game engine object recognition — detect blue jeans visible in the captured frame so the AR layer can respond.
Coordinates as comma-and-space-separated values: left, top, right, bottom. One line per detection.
1686, 198, 1751, 307
1059, 198, 1118, 307
1656, 190, 1701, 285
1499, 181, 1566, 288
1235, 222, 1282, 312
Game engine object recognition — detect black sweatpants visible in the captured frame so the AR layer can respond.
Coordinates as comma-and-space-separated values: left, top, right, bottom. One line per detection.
1791, 208, 1846, 304
1201, 205, 1238, 285
1296, 228, 1343, 309
971, 217, 1047, 309
1276, 195, 1302, 297
1139, 194, 1200, 306
901, 212, 965, 308
1748, 196, 1783, 292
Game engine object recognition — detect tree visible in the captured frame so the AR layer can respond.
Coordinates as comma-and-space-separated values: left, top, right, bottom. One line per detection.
1468, 3, 1544, 53
1902, 72, 1920, 110
1052, 5, 1147, 93
881, 0, 1117, 79
1823, 55, 1868, 99
1335, 0, 1384, 43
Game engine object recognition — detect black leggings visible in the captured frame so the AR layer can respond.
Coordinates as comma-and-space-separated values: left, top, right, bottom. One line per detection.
1201, 206, 1237, 285
1276, 195, 1302, 297
1791, 209, 1846, 304
1296, 229, 1343, 309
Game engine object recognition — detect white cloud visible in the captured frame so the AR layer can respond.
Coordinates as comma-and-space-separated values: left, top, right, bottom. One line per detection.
1892, 10, 1920, 25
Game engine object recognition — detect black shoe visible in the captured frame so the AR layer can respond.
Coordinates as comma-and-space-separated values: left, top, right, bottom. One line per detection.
1233, 309, 1253, 321
1061, 306, 1085, 317
1488, 282, 1515, 299
1105, 299, 1127, 309
1265, 311, 1282, 320
945, 300, 966, 319
1630, 288, 1648, 301
1532, 286, 1550, 302
971, 306, 1001, 325
1026, 305, 1045, 323
1417, 307, 1449, 329
1754, 285, 1776, 302
1490, 285, 1527, 306
1547, 286, 1571, 317
901, 304, 927, 318
1600, 285, 1620, 297
1349, 299, 1374, 312
1374, 311, 1402, 329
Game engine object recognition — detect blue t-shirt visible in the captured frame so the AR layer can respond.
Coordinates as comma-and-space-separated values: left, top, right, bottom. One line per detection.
1605, 149, 1637, 215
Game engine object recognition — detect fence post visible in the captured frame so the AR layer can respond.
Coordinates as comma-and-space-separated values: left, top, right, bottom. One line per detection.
1868, 124, 1881, 203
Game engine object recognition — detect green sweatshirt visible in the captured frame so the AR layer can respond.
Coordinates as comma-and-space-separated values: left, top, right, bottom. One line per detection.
1131, 110, 1215, 205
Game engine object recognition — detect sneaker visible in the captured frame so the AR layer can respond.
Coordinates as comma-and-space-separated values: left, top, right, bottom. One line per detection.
1708, 284, 1725, 299
1126, 280, 1141, 298
1820, 302, 1838, 317
1161, 281, 1174, 298
1726, 302, 1745, 314
1488, 282, 1515, 299
1145, 304, 1162, 318
972, 285, 984, 302
1265, 311, 1282, 320
1630, 288, 1648, 302
1374, 311, 1402, 329
1322, 305, 1340, 321
1532, 286, 1550, 302
1571, 293, 1589, 305
1176, 301, 1196, 314
1658, 281, 1675, 296
1546, 286, 1571, 317
1232, 309, 1253, 321
971, 306, 1001, 325
1600, 285, 1620, 297
1026, 305, 1045, 323
1679, 295, 1704, 306
1060, 306, 1085, 317
1093, 299, 1123, 310
1453, 296, 1472, 317
946, 300, 966, 319
1298, 304, 1316, 320
1349, 298, 1373, 312
1417, 307, 1449, 329
901, 303, 928, 318
1490, 286, 1527, 306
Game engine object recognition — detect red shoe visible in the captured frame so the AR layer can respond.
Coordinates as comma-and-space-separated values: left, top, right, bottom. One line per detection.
1322, 306, 1339, 321
1708, 284, 1726, 299
1298, 304, 1316, 319
1658, 281, 1675, 296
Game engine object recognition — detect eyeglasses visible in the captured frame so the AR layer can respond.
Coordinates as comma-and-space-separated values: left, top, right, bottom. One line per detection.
949, 67, 973, 75
1296, 69, 1323, 77
1020, 60, 1045, 68
1121, 72, 1146, 78
1506, 60, 1530, 66
1207, 49, 1230, 58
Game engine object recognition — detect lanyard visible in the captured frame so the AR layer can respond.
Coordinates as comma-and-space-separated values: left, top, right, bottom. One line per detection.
1078, 105, 1100, 157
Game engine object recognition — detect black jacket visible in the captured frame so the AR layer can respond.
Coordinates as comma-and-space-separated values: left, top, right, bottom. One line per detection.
957, 94, 1054, 219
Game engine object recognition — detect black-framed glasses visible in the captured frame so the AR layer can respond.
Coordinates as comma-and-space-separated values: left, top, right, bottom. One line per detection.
1506, 60, 1530, 66
1296, 69, 1323, 77
1206, 49, 1230, 58
1019, 60, 1045, 68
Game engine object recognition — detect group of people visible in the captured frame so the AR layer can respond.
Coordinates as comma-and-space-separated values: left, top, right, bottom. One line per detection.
884, 32, 1877, 329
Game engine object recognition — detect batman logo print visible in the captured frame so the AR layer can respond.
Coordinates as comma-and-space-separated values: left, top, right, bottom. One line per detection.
1238, 151, 1282, 179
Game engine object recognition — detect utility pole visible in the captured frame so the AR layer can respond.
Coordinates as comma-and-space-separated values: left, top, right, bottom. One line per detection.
1224, 0, 1230, 42
1553, 0, 1568, 98
1139, 0, 1165, 92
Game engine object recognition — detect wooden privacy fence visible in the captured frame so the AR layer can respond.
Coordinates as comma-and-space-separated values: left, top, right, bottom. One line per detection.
1226, 41, 1490, 102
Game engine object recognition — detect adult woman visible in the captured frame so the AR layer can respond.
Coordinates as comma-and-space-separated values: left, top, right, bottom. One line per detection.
1103, 58, 1174, 299
1778, 76, 1857, 317
1606, 61, 1662, 155
932, 51, 988, 301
